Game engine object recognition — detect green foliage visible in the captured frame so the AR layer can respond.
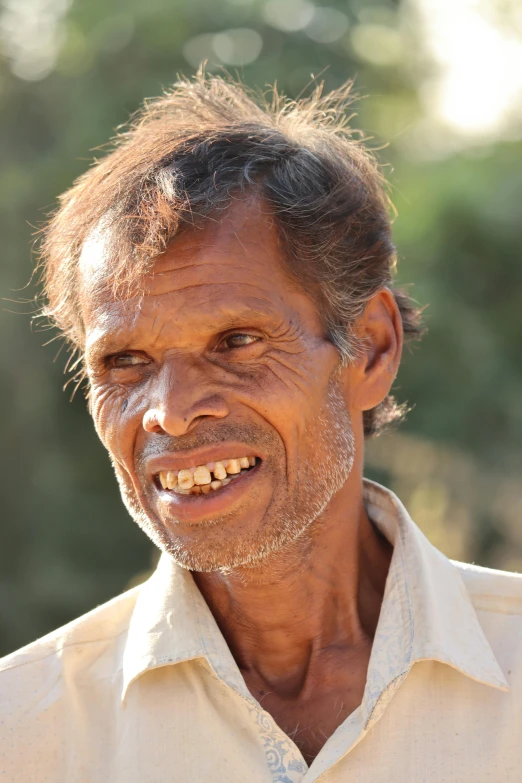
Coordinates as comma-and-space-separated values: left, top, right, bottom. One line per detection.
1, 0, 521, 655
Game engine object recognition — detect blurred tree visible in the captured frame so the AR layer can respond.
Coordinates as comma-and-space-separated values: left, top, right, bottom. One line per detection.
0, 0, 521, 655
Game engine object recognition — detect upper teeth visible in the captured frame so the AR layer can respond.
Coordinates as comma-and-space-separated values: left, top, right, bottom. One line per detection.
158, 456, 256, 491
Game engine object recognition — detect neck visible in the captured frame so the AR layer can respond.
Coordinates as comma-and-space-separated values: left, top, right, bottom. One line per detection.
193, 474, 392, 698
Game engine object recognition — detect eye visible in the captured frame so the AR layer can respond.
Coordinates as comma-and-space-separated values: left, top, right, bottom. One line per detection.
108, 352, 149, 369
221, 333, 260, 349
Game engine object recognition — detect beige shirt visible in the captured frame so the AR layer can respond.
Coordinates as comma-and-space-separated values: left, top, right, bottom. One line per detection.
1, 479, 522, 782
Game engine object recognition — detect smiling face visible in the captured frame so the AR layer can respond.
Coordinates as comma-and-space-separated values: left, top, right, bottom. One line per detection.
81, 198, 359, 571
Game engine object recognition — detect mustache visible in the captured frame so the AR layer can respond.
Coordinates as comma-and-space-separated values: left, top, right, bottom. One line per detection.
136, 421, 279, 469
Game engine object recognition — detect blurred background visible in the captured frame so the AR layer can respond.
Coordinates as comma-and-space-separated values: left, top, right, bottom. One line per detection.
1, 0, 522, 656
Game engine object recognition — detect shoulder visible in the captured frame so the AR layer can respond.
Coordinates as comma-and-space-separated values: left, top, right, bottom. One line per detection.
0, 586, 142, 780
0, 584, 141, 699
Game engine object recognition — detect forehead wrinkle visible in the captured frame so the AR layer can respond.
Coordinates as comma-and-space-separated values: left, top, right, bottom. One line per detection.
143, 280, 288, 304
145, 248, 287, 289
158, 294, 288, 333
151, 224, 284, 285
150, 261, 278, 283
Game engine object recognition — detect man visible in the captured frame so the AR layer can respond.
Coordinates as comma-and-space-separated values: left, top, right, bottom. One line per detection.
1, 74, 521, 782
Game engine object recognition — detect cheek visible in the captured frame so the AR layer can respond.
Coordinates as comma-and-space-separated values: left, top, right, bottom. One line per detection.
273, 343, 336, 397
90, 382, 139, 466
238, 344, 340, 451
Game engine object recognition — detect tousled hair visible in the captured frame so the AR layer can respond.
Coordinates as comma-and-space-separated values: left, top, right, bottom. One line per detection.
39, 71, 423, 436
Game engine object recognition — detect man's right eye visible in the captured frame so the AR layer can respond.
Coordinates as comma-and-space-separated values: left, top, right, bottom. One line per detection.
108, 353, 149, 369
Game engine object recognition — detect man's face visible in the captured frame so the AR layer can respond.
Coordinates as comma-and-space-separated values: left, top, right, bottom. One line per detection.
81, 199, 357, 571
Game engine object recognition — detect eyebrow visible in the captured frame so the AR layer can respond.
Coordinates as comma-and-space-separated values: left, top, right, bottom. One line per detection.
189, 305, 281, 334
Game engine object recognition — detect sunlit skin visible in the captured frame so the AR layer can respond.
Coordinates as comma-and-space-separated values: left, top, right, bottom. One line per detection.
80, 197, 403, 764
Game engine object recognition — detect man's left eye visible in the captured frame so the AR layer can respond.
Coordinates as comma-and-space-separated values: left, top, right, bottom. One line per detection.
222, 334, 260, 349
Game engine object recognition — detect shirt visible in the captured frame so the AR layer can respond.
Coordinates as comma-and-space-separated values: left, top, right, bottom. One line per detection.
1, 479, 522, 782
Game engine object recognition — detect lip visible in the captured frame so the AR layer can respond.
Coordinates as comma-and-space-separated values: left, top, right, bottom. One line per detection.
146, 442, 263, 477
156, 460, 262, 524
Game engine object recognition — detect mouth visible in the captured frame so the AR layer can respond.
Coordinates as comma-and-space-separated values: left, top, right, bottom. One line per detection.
154, 455, 260, 497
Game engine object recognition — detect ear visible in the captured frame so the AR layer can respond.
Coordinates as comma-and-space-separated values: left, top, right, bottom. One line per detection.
348, 289, 403, 412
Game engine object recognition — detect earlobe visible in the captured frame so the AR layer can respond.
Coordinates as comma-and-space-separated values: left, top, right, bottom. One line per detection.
351, 289, 403, 412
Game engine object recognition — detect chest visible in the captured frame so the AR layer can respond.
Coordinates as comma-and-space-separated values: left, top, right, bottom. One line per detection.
243, 655, 370, 765
253, 688, 363, 764
50, 677, 520, 783
18, 660, 521, 783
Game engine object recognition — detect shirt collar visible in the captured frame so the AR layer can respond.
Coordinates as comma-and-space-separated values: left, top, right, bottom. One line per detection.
121, 479, 509, 707
360, 479, 509, 728
121, 549, 247, 704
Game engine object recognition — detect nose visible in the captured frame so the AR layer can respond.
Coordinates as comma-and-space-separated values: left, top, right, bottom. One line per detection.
142, 356, 229, 437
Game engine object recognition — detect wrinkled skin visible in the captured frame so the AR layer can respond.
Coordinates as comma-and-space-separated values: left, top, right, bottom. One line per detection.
80, 197, 403, 763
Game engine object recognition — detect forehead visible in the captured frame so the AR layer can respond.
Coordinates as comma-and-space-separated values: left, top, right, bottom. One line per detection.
79, 199, 318, 351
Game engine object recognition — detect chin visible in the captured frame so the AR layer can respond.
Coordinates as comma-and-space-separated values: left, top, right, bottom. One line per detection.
117, 469, 320, 573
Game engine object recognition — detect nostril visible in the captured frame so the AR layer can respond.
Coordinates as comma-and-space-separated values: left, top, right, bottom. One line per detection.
142, 409, 165, 434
